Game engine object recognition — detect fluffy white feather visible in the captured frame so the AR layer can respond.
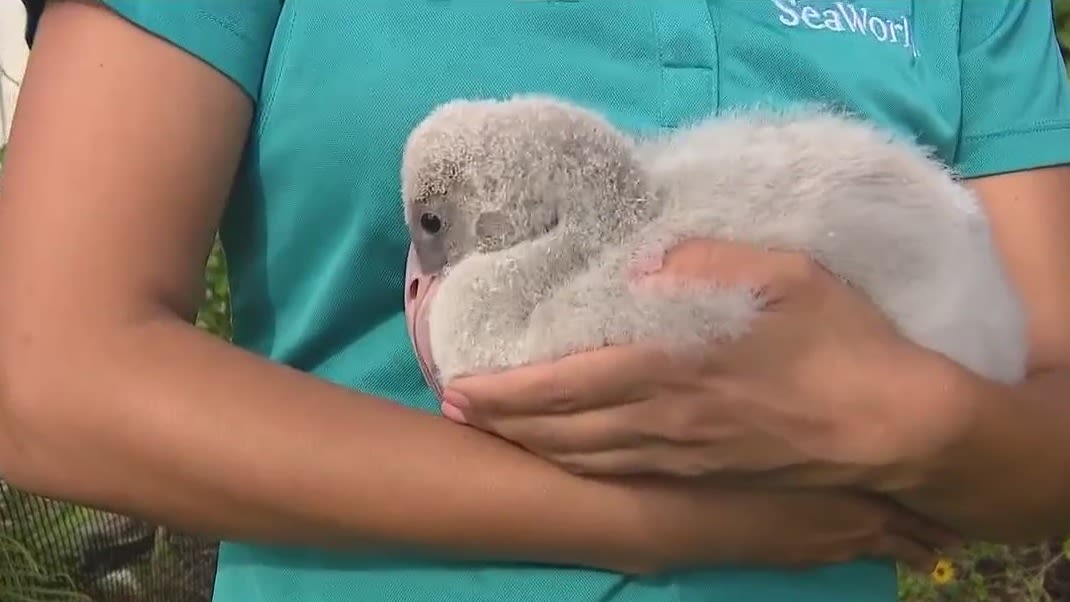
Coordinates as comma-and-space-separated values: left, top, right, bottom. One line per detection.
400, 95, 1028, 387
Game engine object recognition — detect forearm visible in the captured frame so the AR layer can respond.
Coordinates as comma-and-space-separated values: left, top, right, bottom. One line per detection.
879, 358, 1070, 542
0, 316, 647, 570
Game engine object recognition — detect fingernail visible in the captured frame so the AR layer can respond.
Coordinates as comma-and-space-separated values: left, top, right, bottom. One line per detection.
442, 389, 470, 409
441, 401, 468, 424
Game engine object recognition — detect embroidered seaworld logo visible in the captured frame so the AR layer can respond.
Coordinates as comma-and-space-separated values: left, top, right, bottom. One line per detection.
770, 0, 918, 57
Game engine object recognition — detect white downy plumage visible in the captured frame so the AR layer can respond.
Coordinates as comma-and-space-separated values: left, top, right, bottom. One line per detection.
400, 95, 1028, 386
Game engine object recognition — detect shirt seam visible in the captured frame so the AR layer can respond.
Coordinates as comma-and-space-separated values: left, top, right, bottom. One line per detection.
253, 5, 296, 139
961, 118, 1070, 143
194, 8, 255, 47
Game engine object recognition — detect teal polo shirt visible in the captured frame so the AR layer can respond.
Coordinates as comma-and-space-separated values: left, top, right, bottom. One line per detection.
95, 1, 1070, 601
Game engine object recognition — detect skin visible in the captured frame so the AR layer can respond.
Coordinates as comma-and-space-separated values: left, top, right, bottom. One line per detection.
447, 165, 1070, 544
897, 167, 1070, 540
0, 0, 956, 577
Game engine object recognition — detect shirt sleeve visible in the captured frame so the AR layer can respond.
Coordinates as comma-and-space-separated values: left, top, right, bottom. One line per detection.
954, 0, 1070, 177
21, 0, 283, 103
21, 0, 44, 44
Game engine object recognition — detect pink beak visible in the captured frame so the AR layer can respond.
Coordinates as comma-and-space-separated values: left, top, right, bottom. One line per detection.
404, 245, 446, 401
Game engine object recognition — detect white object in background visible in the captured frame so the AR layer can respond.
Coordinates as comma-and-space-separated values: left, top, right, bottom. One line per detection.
1, 0, 29, 146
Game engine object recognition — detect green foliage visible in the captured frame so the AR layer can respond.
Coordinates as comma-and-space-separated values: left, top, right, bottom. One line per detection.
1057, 0, 1070, 69
898, 539, 1070, 602
196, 238, 233, 341
0, 533, 89, 602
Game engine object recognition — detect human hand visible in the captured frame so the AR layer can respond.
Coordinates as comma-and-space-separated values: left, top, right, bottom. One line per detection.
617, 480, 960, 573
441, 239, 972, 487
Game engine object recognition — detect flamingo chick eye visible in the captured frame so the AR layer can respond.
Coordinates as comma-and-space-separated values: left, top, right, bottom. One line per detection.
420, 212, 443, 234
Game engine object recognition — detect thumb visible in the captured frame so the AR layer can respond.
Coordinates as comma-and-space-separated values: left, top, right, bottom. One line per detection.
643, 239, 814, 304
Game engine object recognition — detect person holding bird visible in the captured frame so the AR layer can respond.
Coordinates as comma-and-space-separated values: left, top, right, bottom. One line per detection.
1, 2, 1069, 602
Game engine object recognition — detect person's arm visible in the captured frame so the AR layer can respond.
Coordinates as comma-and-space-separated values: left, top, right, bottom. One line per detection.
881, 166, 1070, 543
0, 0, 660, 572
870, 1, 1070, 542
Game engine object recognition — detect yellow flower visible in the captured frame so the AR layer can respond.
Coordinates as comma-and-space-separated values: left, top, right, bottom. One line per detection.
930, 558, 955, 585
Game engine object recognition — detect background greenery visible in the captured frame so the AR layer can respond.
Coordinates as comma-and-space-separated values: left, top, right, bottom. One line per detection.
2, 4, 1070, 600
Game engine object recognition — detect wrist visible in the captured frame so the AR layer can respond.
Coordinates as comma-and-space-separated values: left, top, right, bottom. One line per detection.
859, 344, 988, 495
545, 476, 675, 575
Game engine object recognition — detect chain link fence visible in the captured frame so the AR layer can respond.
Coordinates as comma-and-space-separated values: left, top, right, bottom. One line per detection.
1, 488, 218, 601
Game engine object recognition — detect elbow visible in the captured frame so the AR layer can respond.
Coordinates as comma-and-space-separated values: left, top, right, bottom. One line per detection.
0, 307, 182, 501
0, 304, 183, 499
0, 328, 94, 496
0, 348, 62, 493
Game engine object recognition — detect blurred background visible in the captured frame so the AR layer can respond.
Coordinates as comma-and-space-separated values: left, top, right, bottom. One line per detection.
2, 1, 1069, 600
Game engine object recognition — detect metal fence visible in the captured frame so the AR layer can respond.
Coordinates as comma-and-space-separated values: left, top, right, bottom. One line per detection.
1, 486, 218, 601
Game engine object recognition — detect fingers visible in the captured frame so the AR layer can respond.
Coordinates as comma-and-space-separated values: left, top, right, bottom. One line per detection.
873, 535, 941, 573
653, 239, 783, 283
451, 382, 729, 478
543, 442, 722, 478
548, 448, 671, 477
885, 506, 963, 552
465, 405, 650, 458
446, 240, 825, 420
646, 238, 831, 305
875, 499, 962, 572
648, 239, 775, 289
445, 344, 661, 416
459, 398, 707, 476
